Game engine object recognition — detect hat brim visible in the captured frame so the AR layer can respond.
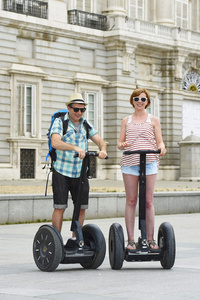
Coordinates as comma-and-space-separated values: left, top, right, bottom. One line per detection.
66, 99, 88, 106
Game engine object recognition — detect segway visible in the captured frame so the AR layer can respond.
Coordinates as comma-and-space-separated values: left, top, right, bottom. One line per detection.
33, 151, 106, 272
109, 150, 176, 270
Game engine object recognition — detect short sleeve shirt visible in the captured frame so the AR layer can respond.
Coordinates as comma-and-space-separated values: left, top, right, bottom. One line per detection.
50, 113, 98, 178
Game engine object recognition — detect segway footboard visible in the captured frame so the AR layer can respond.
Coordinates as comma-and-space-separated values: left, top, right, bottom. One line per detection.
125, 250, 162, 262
60, 249, 95, 265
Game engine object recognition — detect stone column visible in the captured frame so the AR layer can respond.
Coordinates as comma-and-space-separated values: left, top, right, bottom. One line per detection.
156, 0, 175, 26
179, 132, 200, 181
102, 0, 126, 15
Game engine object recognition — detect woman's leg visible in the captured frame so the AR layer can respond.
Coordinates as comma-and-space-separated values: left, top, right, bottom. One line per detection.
145, 174, 158, 249
123, 173, 139, 249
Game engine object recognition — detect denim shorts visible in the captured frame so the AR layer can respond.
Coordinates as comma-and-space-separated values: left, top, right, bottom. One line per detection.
121, 160, 158, 176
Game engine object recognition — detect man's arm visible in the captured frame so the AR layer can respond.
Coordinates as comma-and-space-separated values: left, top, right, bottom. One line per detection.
90, 134, 107, 159
51, 133, 86, 158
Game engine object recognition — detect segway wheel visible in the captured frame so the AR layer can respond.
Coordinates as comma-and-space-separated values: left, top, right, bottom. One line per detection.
80, 224, 106, 269
158, 222, 176, 269
33, 225, 63, 272
109, 223, 125, 270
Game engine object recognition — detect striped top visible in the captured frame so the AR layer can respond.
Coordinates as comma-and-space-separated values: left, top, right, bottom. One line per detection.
120, 114, 159, 167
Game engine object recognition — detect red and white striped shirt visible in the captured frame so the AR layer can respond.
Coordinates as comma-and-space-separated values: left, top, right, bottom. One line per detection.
120, 114, 159, 167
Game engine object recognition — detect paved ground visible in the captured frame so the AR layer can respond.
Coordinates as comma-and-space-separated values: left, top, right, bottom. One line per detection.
0, 213, 200, 299
0, 179, 200, 194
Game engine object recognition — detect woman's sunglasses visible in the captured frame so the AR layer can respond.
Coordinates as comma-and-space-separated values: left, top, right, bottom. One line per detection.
71, 107, 86, 113
133, 97, 147, 102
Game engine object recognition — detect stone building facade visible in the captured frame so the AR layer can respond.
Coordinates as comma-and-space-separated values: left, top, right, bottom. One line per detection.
0, 0, 200, 181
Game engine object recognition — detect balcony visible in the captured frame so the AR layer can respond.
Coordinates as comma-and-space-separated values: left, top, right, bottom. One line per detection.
68, 9, 107, 31
3, 0, 48, 19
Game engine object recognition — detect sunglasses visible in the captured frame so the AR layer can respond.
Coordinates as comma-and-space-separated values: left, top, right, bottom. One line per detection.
133, 97, 148, 102
71, 107, 86, 113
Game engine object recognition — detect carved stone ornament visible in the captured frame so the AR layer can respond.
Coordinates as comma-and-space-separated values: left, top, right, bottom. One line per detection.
182, 70, 200, 92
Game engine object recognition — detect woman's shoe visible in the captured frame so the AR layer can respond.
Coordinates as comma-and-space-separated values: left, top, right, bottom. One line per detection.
127, 240, 137, 250
148, 240, 159, 250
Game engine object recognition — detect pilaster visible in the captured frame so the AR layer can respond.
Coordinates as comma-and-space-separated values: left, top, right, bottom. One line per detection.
48, 0, 67, 23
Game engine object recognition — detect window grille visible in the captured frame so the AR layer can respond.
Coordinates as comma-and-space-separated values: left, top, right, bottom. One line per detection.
20, 149, 35, 179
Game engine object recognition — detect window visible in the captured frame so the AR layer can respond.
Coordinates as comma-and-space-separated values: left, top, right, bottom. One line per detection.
76, 0, 94, 12
17, 83, 36, 137
84, 91, 103, 136
146, 97, 160, 119
127, 0, 144, 19
175, 0, 188, 29
85, 92, 96, 127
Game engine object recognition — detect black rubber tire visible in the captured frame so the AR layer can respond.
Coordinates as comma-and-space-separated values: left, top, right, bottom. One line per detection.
158, 222, 176, 269
80, 224, 106, 269
33, 225, 63, 272
109, 223, 125, 270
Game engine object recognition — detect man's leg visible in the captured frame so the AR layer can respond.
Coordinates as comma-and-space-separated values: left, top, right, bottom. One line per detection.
52, 208, 65, 232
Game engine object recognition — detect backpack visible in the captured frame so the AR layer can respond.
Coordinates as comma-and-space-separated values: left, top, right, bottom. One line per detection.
45, 108, 69, 164
44, 109, 91, 195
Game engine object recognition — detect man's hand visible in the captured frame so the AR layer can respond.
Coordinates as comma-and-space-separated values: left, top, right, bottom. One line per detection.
98, 150, 107, 159
74, 146, 86, 160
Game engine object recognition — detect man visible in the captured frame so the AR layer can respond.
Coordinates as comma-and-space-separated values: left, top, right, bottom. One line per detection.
50, 92, 107, 234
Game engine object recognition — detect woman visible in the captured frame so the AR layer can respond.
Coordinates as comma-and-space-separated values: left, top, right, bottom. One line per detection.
118, 88, 166, 250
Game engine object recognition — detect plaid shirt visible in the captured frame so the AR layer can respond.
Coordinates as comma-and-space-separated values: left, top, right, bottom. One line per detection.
50, 113, 98, 178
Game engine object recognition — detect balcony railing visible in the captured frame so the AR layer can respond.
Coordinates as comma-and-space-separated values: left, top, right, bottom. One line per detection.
3, 0, 48, 19
68, 10, 107, 31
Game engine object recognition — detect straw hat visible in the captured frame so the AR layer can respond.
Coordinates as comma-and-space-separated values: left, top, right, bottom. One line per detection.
65, 93, 88, 106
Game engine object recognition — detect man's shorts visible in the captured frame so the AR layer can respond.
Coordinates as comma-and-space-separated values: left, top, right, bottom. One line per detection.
121, 160, 158, 176
52, 169, 89, 209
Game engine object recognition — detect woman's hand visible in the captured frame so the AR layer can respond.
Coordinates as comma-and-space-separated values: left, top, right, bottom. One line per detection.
158, 144, 167, 156
118, 141, 131, 150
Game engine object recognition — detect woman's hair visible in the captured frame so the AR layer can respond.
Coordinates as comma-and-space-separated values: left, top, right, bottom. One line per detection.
130, 88, 151, 109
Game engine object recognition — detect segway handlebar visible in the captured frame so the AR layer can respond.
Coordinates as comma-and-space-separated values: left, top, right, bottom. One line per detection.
123, 149, 161, 155
74, 151, 108, 159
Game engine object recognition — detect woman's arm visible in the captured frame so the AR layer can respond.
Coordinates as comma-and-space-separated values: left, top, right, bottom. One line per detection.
117, 117, 130, 150
152, 116, 167, 156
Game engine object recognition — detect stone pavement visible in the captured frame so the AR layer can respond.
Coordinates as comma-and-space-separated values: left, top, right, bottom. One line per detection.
0, 213, 200, 299
0, 179, 200, 194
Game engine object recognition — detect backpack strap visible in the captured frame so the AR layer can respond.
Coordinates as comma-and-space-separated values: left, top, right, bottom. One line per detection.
60, 116, 91, 139
59, 115, 69, 136
83, 119, 92, 139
